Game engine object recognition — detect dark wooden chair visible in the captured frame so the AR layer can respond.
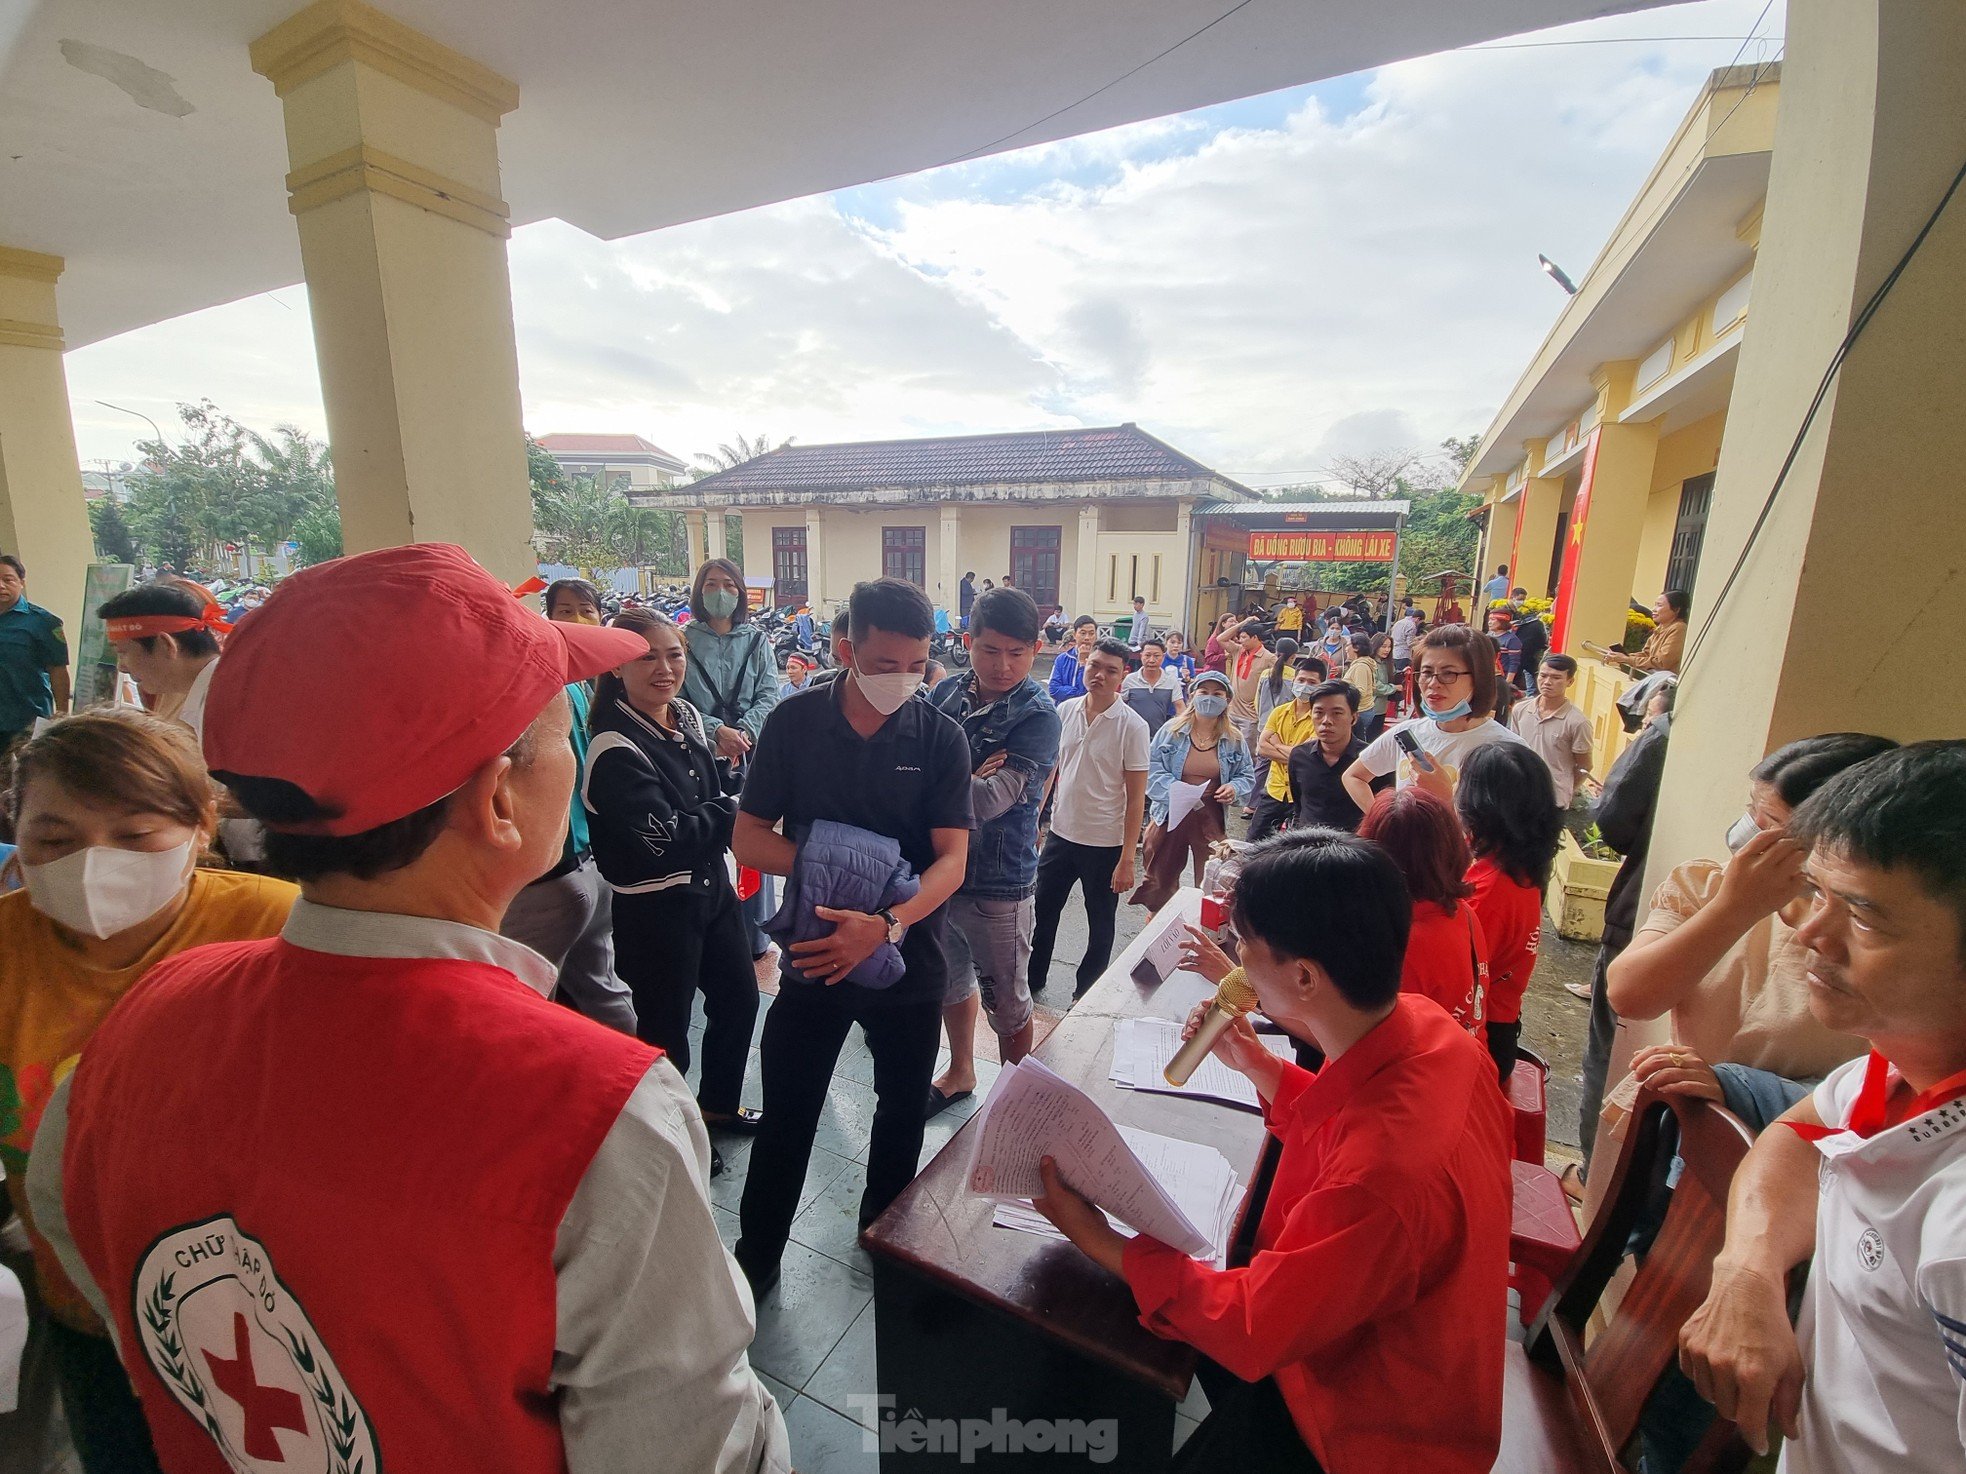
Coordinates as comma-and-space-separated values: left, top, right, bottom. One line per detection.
1494, 1085, 1759, 1474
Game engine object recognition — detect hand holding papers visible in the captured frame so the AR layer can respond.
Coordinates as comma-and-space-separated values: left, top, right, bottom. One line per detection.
968, 1057, 1236, 1261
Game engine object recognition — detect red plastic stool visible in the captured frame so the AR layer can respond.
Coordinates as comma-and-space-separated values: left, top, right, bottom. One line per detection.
1508, 1051, 1549, 1166
1509, 1160, 1581, 1328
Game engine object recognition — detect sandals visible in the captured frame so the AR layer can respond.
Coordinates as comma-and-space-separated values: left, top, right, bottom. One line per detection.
925, 1085, 973, 1120
702, 1106, 766, 1136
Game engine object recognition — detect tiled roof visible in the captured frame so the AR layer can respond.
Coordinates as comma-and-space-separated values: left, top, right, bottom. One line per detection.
685, 425, 1242, 495
537, 433, 683, 463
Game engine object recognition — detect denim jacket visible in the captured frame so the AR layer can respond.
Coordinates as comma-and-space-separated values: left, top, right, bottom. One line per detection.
1146, 725, 1257, 826
929, 672, 1060, 899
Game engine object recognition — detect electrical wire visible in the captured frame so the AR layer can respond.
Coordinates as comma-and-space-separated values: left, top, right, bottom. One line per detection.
1680, 147, 1966, 677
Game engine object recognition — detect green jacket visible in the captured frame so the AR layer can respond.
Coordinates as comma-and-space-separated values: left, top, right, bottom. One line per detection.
681, 622, 779, 740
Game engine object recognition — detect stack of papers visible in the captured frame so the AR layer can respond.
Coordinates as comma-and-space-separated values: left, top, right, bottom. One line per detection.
1108, 1017, 1296, 1110
966, 1057, 1239, 1263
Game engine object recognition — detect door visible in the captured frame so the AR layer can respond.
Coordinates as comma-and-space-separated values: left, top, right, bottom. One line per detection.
1009, 525, 1061, 608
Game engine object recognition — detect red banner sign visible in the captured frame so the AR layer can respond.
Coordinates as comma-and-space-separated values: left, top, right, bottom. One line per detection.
1549, 428, 1601, 649
1247, 529, 1397, 562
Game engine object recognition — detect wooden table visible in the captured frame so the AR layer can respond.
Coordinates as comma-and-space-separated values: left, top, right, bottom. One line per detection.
862, 891, 1274, 1471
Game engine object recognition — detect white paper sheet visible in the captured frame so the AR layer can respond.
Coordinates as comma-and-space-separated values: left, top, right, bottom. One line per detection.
1166, 779, 1210, 832
1108, 1017, 1296, 1109
1130, 919, 1188, 989
0, 1263, 25, 1414
966, 1057, 1215, 1256
990, 1125, 1241, 1266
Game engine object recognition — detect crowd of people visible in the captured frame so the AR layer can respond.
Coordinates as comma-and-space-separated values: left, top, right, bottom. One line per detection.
0, 542, 1957, 1474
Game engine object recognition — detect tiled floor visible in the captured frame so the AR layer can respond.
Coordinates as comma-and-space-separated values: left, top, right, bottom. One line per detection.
698, 897, 1177, 1472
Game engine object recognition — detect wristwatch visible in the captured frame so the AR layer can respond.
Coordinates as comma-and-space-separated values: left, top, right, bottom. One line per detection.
875, 906, 906, 944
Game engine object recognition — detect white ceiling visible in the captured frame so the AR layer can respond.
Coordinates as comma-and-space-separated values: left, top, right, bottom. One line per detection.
2, 0, 1667, 348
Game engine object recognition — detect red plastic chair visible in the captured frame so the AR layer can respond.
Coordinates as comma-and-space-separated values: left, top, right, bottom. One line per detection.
1508, 1049, 1549, 1166
1509, 1161, 1580, 1329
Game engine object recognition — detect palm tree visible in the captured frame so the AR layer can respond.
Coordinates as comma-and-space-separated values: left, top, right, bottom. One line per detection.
692, 432, 793, 478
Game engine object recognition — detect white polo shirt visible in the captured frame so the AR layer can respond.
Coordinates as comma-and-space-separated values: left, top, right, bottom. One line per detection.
1782, 1054, 1966, 1473
1049, 694, 1150, 848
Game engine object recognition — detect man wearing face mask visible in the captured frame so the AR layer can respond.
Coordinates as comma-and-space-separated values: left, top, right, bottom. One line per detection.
1031, 830, 1512, 1473
1246, 655, 1330, 843
27, 545, 790, 1474
731, 578, 972, 1298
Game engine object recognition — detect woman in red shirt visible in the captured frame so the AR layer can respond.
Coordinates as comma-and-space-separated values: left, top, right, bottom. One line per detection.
1456, 743, 1562, 1083
1358, 786, 1489, 1034
1028, 831, 1513, 1473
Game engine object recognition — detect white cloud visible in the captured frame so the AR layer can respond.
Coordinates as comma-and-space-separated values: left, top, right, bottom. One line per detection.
63, 1, 1783, 483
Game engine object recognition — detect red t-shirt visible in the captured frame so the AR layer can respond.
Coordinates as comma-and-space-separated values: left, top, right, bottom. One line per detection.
1466, 857, 1542, 1025
1401, 900, 1488, 1032
1122, 996, 1515, 1473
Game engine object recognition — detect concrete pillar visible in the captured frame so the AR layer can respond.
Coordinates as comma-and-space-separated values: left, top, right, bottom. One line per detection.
683, 510, 709, 573
0, 247, 94, 633
250, 0, 532, 579
706, 510, 727, 562
937, 505, 963, 611
805, 506, 828, 609
1511, 440, 1565, 599
1074, 504, 1101, 616
1651, 0, 1966, 873
1549, 365, 1659, 652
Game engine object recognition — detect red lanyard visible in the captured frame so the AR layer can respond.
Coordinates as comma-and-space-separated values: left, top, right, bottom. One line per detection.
1790, 1051, 1966, 1141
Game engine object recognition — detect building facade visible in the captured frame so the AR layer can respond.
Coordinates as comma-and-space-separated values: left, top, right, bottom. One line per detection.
636, 424, 1249, 632
536, 432, 687, 491
1459, 63, 1779, 772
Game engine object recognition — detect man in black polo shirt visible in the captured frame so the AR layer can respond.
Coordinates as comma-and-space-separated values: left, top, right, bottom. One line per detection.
733, 578, 972, 1296
1288, 680, 1369, 832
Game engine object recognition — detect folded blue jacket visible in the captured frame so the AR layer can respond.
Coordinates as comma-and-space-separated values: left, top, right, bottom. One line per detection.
765, 819, 922, 989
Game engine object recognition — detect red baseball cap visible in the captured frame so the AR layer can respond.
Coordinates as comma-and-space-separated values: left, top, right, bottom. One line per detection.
204, 543, 646, 835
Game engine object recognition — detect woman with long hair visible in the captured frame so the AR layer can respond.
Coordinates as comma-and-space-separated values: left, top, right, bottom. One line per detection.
1, 710, 297, 1472
585, 608, 761, 1165
1455, 744, 1561, 1082
1345, 632, 1390, 743
1250, 636, 1299, 799
1357, 786, 1489, 1035
1130, 670, 1256, 912
680, 557, 780, 960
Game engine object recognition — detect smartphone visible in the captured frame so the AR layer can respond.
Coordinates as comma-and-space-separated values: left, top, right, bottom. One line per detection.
1393, 728, 1438, 773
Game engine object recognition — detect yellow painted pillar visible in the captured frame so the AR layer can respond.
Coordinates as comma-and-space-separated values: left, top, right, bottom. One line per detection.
1508, 441, 1565, 600
1549, 365, 1659, 653
0, 247, 94, 634
805, 507, 828, 609
250, 0, 532, 579
1073, 504, 1101, 616
1651, 0, 1966, 875
683, 510, 709, 573
706, 509, 728, 562
937, 505, 964, 613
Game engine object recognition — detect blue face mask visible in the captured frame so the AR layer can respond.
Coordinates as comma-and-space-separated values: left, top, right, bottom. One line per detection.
703, 588, 740, 619
1192, 693, 1229, 719
1424, 696, 1473, 722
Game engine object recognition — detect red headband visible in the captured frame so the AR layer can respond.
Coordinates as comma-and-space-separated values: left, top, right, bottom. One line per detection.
104, 603, 234, 642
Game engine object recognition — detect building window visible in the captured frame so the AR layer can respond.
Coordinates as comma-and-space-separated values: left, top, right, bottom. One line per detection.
772, 527, 807, 600
1009, 525, 1061, 607
1666, 473, 1714, 594
882, 526, 926, 587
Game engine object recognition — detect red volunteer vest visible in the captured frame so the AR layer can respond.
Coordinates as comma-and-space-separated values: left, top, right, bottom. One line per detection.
62, 938, 657, 1474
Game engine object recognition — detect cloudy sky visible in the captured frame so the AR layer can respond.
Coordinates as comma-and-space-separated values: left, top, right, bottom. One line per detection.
65, 0, 1784, 489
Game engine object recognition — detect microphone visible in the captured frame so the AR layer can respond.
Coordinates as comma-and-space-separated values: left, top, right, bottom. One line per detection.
1164, 969, 1260, 1086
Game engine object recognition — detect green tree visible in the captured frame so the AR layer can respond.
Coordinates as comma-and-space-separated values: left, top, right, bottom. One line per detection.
291, 502, 344, 566
692, 432, 793, 477
525, 431, 570, 519
88, 497, 139, 565
1274, 436, 1483, 597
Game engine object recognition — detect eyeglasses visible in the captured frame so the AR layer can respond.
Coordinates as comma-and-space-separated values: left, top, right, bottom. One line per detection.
1415, 668, 1471, 685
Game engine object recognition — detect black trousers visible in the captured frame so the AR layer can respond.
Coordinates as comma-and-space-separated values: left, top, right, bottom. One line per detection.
735, 984, 942, 1276
612, 881, 759, 1116
46, 1321, 163, 1474
1029, 834, 1123, 998
1485, 1019, 1521, 1088
1175, 1359, 1323, 1472
1246, 792, 1293, 843
1579, 938, 1626, 1176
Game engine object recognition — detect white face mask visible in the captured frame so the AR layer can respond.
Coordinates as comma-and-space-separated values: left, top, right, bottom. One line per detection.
853, 665, 922, 717
22, 839, 197, 940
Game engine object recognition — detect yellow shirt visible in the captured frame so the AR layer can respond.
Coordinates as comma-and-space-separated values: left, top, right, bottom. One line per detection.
1262, 700, 1321, 801
1275, 605, 1304, 633
0, 866, 297, 1329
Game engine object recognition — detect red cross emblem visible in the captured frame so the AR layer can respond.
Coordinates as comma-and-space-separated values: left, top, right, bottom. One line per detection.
202, 1312, 309, 1461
